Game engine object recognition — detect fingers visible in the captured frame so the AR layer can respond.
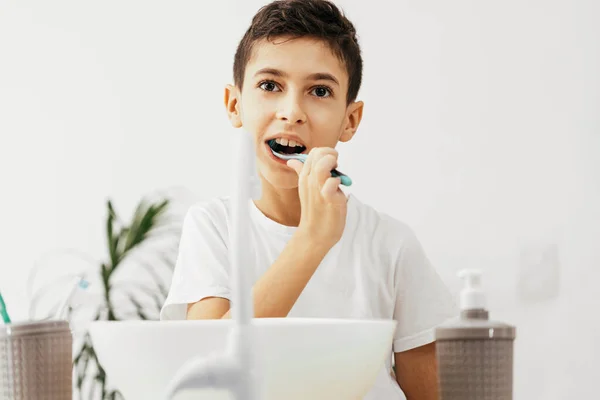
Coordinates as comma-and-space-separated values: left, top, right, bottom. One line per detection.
309, 148, 338, 185
287, 147, 342, 195
286, 147, 332, 179
287, 147, 338, 175
321, 177, 342, 200
302, 147, 332, 179
313, 154, 337, 181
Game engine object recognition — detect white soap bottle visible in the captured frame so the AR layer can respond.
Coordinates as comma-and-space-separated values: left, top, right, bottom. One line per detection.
435, 269, 517, 400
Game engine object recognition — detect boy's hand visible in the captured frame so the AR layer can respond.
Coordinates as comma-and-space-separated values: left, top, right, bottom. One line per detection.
287, 147, 347, 249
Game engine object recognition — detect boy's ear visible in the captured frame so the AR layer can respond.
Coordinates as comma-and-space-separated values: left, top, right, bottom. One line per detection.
339, 100, 364, 143
224, 84, 242, 128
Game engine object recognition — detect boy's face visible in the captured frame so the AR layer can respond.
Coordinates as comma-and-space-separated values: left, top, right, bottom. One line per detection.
225, 36, 363, 190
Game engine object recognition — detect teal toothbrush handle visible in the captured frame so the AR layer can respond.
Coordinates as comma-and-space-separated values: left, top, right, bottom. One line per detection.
331, 169, 352, 186
0, 293, 11, 324
290, 153, 352, 186
269, 147, 352, 186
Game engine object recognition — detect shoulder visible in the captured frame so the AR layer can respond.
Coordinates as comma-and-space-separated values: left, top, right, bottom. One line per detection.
185, 196, 230, 223
348, 194, 418, 255
347, 195, 433, 293
181, 196, 232, 239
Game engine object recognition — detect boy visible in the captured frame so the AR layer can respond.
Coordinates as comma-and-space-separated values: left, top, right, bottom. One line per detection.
161, 0, 458, 399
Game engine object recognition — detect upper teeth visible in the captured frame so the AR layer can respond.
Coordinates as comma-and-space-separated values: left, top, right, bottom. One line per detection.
275, 138, 301, 148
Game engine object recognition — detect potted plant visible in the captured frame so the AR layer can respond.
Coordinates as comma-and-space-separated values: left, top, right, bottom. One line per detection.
27, 189, 194, 399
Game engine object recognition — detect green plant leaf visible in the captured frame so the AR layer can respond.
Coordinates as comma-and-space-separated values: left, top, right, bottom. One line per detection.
124, 199, 169, 252
136, 258, 171, 298
114, 281, 166, 313
69, 196, 176, 399
127, 293, 152, 320
104, 390, 124, 400
113, 227, 128, 264
106, 200, 119, 267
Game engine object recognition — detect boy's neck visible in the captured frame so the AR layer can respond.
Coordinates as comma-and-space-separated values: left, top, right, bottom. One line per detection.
253, 178, 302, 227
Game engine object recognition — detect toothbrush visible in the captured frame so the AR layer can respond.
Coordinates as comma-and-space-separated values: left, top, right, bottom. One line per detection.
53, 276, 89, 320
0, 291, 11, 324
269, 144, 353, 186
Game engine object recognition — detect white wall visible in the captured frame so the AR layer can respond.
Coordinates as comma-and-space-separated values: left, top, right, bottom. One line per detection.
1, 0, 598, 398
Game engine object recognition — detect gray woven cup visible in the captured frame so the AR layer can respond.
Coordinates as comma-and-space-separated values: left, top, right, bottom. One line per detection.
0, 320, 73, 399
435, 309, 516, 400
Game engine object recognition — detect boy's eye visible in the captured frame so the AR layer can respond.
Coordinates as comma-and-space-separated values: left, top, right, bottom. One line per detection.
311, 86, 332, 98
259, 81, 280, 92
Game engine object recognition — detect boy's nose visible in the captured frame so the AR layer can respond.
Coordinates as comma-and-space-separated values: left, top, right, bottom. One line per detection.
276, 95, 307, 124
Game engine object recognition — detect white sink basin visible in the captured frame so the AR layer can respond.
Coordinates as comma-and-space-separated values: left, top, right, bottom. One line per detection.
89, 318, 396, 400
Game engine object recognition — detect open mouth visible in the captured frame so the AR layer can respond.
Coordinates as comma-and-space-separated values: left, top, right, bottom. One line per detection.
267, 138, 307, 155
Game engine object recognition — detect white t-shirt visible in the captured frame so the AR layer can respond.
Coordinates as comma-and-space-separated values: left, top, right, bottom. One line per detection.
161, 194, 458, 399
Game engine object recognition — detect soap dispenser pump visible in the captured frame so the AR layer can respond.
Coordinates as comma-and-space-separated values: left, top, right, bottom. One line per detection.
435, 269, 517, 400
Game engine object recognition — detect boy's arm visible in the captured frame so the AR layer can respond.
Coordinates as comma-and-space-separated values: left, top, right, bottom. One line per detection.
187, 230, 330, 319
394, 342, 439, 400
187, 147, 344, 320
389, 224, 457, 399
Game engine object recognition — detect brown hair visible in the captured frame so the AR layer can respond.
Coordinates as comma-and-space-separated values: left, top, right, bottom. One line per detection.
233, 0, 363, 104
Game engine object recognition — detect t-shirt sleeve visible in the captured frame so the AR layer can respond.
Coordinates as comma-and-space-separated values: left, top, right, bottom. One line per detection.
160, 205, 230, 321
392, 228, 459, 352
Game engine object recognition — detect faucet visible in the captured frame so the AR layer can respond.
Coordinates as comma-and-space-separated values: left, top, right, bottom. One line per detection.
164, 131, 260, 400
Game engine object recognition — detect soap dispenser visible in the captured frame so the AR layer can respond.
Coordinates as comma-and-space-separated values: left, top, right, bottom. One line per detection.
435, 269, 516, 400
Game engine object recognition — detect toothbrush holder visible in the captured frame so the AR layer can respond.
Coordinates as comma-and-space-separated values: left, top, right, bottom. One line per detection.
0, 320, 73, 399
